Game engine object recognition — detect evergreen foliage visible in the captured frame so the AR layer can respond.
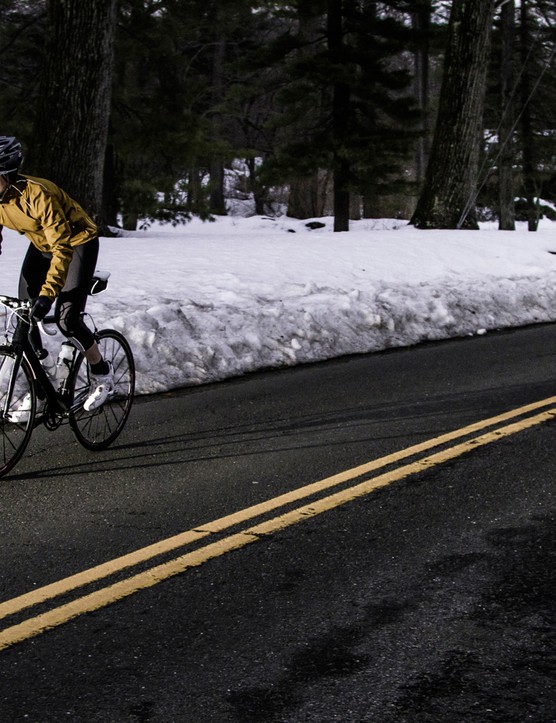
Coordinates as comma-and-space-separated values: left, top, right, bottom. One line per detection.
249, 1, 421, 221
412, 0, 497, 229
0, 0, 46, 144
481, 0, 556, 226
109, 0, 263, 228
0, 0, 554, 231
30, 0, 117, 226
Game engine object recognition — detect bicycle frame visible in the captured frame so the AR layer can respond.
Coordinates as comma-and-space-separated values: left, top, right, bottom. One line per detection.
1, 299, 70, 424
0, 279, 134, 476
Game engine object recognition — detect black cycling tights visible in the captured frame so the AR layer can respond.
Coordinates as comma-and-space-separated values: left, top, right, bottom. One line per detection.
19, 239, 99, 351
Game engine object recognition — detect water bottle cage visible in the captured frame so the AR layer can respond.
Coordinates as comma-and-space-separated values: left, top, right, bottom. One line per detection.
56, 343, 74, 382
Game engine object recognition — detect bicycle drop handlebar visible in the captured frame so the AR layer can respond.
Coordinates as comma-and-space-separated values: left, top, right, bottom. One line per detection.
0, 295, 59, 338
0, 294, 31, 311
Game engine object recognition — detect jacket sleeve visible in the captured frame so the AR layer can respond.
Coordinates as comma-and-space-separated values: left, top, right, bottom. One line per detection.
32, 190, 75, 298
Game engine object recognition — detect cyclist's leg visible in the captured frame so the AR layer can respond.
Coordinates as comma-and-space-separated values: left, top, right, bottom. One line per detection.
18, 243, 50, 351
56, 238, 98, 351
56, 239, 114, 409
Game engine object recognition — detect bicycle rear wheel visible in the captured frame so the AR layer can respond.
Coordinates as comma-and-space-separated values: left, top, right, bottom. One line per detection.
0, 346, 36, 477
69, 329, 135, 450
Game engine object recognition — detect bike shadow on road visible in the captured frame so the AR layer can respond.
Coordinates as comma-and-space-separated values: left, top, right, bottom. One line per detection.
6, 377, 555, 482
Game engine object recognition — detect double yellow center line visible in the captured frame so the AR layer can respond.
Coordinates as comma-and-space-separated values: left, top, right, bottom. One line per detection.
1, 395, 556, 652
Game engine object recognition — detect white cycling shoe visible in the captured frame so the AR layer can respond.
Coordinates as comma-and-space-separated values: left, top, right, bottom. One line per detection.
84, 363, 114, 411
7, 393, 33, 423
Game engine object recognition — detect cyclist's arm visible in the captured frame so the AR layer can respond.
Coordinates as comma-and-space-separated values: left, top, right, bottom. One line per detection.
30, 189, 74, 298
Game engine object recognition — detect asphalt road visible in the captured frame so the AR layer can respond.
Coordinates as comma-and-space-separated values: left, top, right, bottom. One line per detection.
0, 323, 555, 722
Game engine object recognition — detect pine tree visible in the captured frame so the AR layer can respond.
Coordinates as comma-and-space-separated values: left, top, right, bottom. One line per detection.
0, 1, 46, 141
257, 1, 420, 228
29, 0, 117, 227
109, 0, 257, 228
517, 0, 556, 229
481, 0, 555, 228
411, 0, 436, 186
498, 0, 516, 230
411, 0, 496, 229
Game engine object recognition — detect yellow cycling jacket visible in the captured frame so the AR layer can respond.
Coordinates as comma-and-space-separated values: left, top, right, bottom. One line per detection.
0, 174, 98, 298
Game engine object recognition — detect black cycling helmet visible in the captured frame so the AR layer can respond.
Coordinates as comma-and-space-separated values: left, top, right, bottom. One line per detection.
0, 136, 23, 181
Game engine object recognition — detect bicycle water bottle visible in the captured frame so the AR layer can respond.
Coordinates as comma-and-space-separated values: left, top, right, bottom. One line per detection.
56, 342, 74, 387
38, 349, 57, 379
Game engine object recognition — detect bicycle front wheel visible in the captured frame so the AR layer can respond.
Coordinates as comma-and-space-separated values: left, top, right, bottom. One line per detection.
69, 330, 135, 450
0, 347, 36, 477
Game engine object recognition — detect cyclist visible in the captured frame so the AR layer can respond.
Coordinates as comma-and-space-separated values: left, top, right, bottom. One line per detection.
0, 135, 113, 411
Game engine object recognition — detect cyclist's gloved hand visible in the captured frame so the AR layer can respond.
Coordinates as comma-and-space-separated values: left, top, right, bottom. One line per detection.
31, 295, 53, 321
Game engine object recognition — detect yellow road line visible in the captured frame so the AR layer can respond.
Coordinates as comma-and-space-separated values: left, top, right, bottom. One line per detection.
1, 395, 555, 623
0, 404, 554, 652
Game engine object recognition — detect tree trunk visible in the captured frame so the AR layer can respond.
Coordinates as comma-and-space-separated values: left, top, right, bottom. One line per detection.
102, 142, 118, 229
209, 35, 227, 216
498, 0, 516, 230
30, 0, 116, 230
519, 0, 539, 231
121, 211, 138, 232
246, 158, 268, 216
288, 174, 322, 219
209, 159, 226, 216
285, 1, 328, 221
186, 167, 204, 212
332, 154, 350, 231
412, 1, 432, 185
328, 0, 350, 232
410, 0, 496, 229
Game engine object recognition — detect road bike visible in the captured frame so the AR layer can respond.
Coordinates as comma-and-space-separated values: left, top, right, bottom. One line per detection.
0, 272, 135, 477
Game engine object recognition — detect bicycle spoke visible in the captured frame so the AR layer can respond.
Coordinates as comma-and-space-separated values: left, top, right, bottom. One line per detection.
69, 330, 134, 450
0, 349, 36, 477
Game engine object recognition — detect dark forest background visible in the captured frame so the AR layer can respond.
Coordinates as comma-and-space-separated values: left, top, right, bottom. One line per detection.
0, 0, 554, 232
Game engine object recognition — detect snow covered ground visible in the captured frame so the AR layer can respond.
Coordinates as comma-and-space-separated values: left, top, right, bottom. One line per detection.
1, 215, 555, 397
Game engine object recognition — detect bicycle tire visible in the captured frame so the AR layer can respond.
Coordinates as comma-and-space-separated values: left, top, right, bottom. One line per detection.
69, 329, 135, 450
0, 346, 36, 477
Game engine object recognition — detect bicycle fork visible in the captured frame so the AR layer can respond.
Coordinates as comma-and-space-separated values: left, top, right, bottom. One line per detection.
0, 353, 24, 422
